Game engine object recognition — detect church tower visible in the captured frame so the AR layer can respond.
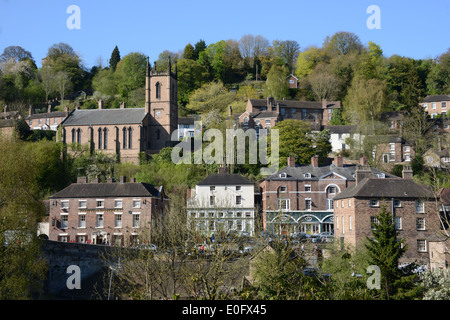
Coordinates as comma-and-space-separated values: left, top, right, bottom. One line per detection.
145, 58, 178, 152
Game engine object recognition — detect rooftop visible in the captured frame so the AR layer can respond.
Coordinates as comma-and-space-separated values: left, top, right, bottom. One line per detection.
196, 173, 254, 186
61, 108, 147, 126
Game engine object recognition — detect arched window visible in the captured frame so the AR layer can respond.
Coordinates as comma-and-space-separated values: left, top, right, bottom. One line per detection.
155, 82, 161, 99
103, 128, 108, 149
98, 128, 102, 149
77, 128, 81, 144
123, 127, 127, 149
128, 127, 132, 149
71, 129, 76, 143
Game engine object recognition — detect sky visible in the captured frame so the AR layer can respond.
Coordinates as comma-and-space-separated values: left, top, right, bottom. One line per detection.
0, 0, 449, 69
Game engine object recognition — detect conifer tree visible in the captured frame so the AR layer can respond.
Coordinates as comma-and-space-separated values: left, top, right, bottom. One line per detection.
109, 45, 121, 71
365, 206, 421, 299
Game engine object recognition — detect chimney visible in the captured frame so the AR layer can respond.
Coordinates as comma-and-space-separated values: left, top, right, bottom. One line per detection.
311, 155, 319, 167
64, 105, 69, 114
119, 176, 127, 183
130, 177, 136, 183
322, 99, 327, 109
77, 176, 87, 184
92, 176, 100, 183
287, 155, 295, 167
218, 166, 229, 174
186, 186, 191, 199
360, 156, 368, 166
276, 103, 280, 114
334, 155, 343, 167
402, 165, 413, 179
98, 99, 103, 109
28, 106, 33, 116
267, 97, 274, 109
48, 104, 52, 113
355, 165, 372, 185
228, 105, 232, 117
120, 102, 126, 109
107, 177, 113, 183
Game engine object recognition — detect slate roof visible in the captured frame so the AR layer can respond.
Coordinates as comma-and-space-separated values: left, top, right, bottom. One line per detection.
325, 125, 358, 134
422, 95, 450, 103
265, 164, 395, 181
61, 108, 146, 126
248, 99, 340, 109
26, 111, 68, 120
333, 178, 435, 200
196, 174, 254, 186
50, 182, 163, 199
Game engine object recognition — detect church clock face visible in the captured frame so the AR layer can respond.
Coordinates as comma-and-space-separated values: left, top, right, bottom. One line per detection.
155, 110, 161, 118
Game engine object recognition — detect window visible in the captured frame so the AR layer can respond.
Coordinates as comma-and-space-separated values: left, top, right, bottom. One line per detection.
279, 186, 287, 193
394, 199, 401, 208
417, 239, 427, 252
394, 217, 402, 230
61, 214, 68, 229
405, 154, 411, 162
128, 128, 132, 149
305, 185, 311, 192
370, 200, 379, 207
328, 186, 336, 194
304, 173, 311, 178
133, 200, 141, 208
236, 186, 241, 191
236, 195, 242, 205
349, 216, 352, 230
96, 200, 104, 208
327, 199, 334, 210
54, 117, 57, 124
305, 199, 311, 210
390, 143, 395, 151
210, 186, 215, 192
115, 213, 122, 228
416, 200, 425, 213
123, 127, 127, 149
405, 146, 411, 152
77, 235, 86, 244
115, 200, 123, 208
61, 201, 69, 209
78, 200, 87, 208
432, 102, 436, 109
210, 196, 215, 206
416, 217, 426, 230
348, 199, 352, 207
423, 103, 427, 109
98, 128, 102, 149
336, 200, 339, 208
78, 214, 86, 228
77, 129, 81, 144
96, 214, 104, 228
442, 102, 447, 108
279, 173, 287, 178
104, 128, 108, 149
278, 199, 290, 210
370, 216, 379, 229
133, 213, 140, 228
155, 82, 161, 99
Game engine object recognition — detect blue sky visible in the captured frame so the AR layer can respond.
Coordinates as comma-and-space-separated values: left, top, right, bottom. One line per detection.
0, 0, 449, 69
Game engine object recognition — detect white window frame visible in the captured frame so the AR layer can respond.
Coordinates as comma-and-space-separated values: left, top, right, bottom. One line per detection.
416, 200, 425, 213
370, 200, 379, 207
305, 198, 312, 210
114, 212, 122, 228
96, 213, 104, 228
133, 199, 141, 208
96, 199, 104, 208
78, 200, 87, 209
277, 198, 290, 211
78, 212, 86, 229
61, 213, 69, 229
114, 199, 123, 209
417, 239, 427, 252
132, 213, 140, 228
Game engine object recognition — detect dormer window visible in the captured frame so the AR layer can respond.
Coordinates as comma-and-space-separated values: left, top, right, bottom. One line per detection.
279, 173, 287, 178
378, 173, 385, 178
304, 173, 311, 178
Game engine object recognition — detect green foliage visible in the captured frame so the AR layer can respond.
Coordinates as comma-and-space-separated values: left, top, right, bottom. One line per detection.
109, 46, 121, 72
186, 81, 237, 115
270, 119, 331, 167
114, 52, 147, 98
264, 64, 289, 99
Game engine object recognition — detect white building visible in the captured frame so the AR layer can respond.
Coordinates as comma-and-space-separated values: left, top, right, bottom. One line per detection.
325, 125, 362, 154
187, 173, 256, 237
177, 117, 200, 139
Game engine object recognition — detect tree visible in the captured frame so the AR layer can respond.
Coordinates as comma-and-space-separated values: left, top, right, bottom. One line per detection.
0, 136, 48, 299
185, 81, 237, 115
270, 119, 331, 166
114, 52, 147, 98
55, 71, 72, 103
109, 46, 121, 71
307, 63, 341, 101
176, 58, 210, 110
182, 43, 196, 60
323, 31, 363, 57
365, 206, 421, 299
295, 46, 324, 79
272, 40, 300, 74
0, 45, 33, 63
264, 64, 289, 99
38, 65, 56, 103
343, 76, 387, 131
426, 49, 450, 95
193, 39, 207, 60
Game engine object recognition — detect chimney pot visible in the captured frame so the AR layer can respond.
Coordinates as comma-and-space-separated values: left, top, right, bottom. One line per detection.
334, 155, 343, 167
120, 176, 126, 183
77, 176, 87, 184
402, 166, 413, 179
360, 156, 368, 166
287, 155, 295, 167
98, 99, 103, 109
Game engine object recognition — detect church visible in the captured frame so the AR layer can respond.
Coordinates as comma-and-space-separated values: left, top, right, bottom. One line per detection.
59, 60, 178, 164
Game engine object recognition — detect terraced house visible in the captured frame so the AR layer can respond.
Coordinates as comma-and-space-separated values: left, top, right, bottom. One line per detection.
260, 155, 396, 236
187, 173, 257, 237
48, 176, 168, 246
333, 166, 440, 265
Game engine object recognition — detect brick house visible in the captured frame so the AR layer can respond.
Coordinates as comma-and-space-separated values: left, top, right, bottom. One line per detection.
59, 60, 178, 164
333, 166, 440, 266
26, 105, 69, 131
260, 155, 395, 236
421, 95, 450, 118
237, 97, 340, 132
48, 176, 168, 246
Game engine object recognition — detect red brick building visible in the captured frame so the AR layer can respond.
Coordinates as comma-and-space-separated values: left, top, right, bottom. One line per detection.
48, 176, 168, 246
333, 166, 440, 265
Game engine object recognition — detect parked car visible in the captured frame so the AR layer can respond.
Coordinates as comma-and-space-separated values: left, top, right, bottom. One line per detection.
137, 244, 157, 252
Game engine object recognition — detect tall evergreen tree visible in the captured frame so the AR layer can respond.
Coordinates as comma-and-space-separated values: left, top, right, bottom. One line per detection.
109, 45, 121, 71
365, 207, 421, 299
